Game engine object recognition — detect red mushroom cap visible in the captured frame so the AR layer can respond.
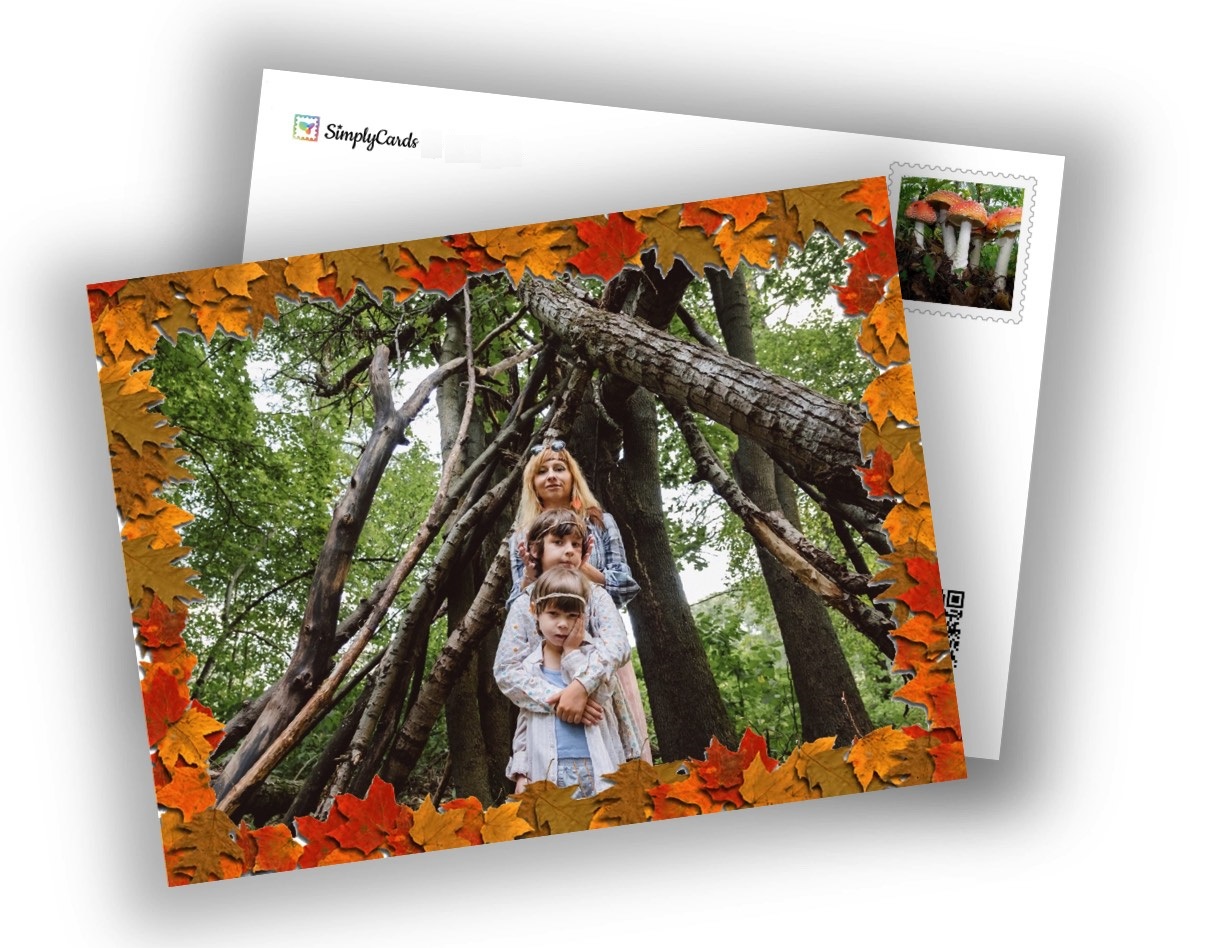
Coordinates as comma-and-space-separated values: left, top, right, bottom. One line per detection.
988, 206, 1022, 235
924, 190, 963, 211
946, 199, 988, 229
905, 200, 937, 224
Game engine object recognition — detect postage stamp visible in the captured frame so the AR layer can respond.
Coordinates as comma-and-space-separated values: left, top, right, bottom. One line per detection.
889, 163, 1036, 324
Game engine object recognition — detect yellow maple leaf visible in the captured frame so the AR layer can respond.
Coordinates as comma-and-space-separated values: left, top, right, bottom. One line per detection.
784, 181, 875, 243
163, 808, 246, 884
157, 707, 224, 770
480, 800, 533, 844
790, 738, 860, 797
121, 499, 194, 549
408, 796, 470, 851
847, 727, 934, 789
589, 759, 662, 828
471, 223, 574, 285
862, 363, 919, 427
401, 236, 463, 267
529, 783, 601, 834
883, 503, 936, 551
634, 204, 725, 277
859, 417, 922, 462
739, 753, 812, 807
284, 254, 327, 295
99, 379, 179, 453
213, 263, 267, 298
193, 296, 258, 342
96, 298, 162, 361
890, 444, 929, 506
122, 534, 200, 607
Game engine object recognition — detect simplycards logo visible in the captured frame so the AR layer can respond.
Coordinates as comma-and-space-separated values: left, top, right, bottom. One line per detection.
293, 114, 320, 142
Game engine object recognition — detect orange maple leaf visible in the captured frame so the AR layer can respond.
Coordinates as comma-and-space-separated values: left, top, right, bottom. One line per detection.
156, 763, 216, 820
843, 178, 891, 226
862, 363, 918, 428
883, 503, 936, 552
698, 194, 769, 230
480, 801, 533, 844
714, 217, 775, 273
249, 823, 304, 873
567, 213, 647, 281
441, 796, 487, 847
136, 596, 188, 649
396, 256, 469, 297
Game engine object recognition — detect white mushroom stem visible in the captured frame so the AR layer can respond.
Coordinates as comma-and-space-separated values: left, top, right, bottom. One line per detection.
969, 233, 983, 268
951, 219, 973, 271
938, 210, 957, 258
913, 220, 926, 248
993, 234, 1017, 290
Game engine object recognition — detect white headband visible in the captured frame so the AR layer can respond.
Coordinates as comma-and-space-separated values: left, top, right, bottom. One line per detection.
533, 592, 587, 606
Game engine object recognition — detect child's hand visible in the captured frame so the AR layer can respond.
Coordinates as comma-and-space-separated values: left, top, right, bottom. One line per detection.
583, 534, 594, 564
580, 698, 605, 726
562, 616, 585, 653
520, 540, 538, 587
548, 680, 589, 724
514, 776, 528, 795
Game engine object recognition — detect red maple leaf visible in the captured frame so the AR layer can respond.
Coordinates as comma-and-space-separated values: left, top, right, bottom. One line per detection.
136, 596, 187, 649
695, 729, 778, 806
398, 257, 469, 297
857, 446, 894, 497
898, 557, 944, 617
848, 219, 898, 282
329, 776, 405, 855
680, 203, 725, 236
568, 214, 647, 281
142, 664, 189, 747
449, 233, 501, 274
294, 808, 350, 869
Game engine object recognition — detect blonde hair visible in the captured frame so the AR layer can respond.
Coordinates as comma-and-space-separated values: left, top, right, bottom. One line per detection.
531, 566, 591, 616
515, 443, 605, 531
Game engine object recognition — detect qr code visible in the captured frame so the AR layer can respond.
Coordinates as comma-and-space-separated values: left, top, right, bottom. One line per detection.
944, 589, 965, 667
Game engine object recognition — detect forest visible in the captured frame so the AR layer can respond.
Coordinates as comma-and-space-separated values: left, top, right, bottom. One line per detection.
94, 184, 962, 880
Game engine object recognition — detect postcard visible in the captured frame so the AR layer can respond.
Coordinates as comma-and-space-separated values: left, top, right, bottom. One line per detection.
92, 179, 962, 883
244, 71, 1065, 759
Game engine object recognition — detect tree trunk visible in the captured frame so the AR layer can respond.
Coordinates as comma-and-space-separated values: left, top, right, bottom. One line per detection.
709, 268, 872, 745
521, 278, 870, 509
602, 386, 734, 761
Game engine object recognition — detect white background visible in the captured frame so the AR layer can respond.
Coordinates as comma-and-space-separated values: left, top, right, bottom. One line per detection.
2, 1, 1205, 942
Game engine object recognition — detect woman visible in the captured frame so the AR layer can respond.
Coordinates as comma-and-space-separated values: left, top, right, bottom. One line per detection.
507, 438, 651, 762
508, 439, 640, 608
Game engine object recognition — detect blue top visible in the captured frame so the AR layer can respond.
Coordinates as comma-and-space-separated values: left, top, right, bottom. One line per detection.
507, 510, 640, 609
541, 667, 591, 758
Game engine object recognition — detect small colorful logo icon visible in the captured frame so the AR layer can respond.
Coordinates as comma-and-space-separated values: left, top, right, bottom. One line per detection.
293, 114, 320, 141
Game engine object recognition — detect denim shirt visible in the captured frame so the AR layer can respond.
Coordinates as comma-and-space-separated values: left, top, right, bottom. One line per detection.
507, 510, 641, 609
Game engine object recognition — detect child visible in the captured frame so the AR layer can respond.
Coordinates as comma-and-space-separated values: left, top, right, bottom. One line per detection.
505, 567, 626, 797
494, 508, 646, 765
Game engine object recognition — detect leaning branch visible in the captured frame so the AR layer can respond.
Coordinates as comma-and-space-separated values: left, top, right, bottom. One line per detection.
668, 404, 896, 658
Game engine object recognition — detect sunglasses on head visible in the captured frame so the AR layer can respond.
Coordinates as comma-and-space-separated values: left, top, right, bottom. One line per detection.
529, 439, 567, 455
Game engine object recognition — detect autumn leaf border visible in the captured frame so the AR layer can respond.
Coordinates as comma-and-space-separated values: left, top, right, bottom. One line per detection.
90, 178, 965, 884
